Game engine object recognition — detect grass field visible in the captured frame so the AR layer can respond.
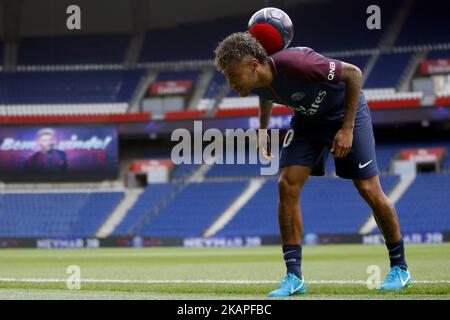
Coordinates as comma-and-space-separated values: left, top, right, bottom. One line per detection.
0, 243, 449, 300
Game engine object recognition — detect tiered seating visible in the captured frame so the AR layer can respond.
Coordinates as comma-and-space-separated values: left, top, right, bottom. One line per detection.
18, 35, 130, 65
113, 183, 177, 235
383, 173, 450, 233
375, 139, 450, 171
217, 175, 400, 236
332, 55, 371, 70
138, 0, 398, 62
205, 149, 279, 178
155, 70, 201, 82
0, 103, 128, 116
0, 192, 124, 237
395, 0, 450, 46
171, 164, 199, 180
203, 71, 226, 99
288, 0, 399, 52
426, 49, 450, 60
364, 53, 413, 89
135, 181, 247, 237
0, 70, 145, 104
0, 41, 3, 68
364, 88, 423, 109
139, 15, 244, 62
218, 96, 259, 109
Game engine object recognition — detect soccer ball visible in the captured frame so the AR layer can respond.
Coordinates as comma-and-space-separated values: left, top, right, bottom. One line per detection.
248, 7, 294, 55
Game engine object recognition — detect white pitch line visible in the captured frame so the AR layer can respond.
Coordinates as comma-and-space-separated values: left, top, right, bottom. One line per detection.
0, 278, 449, 285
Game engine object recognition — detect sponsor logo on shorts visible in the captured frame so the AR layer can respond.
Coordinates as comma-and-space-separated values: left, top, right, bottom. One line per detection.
359, 160, 373, 169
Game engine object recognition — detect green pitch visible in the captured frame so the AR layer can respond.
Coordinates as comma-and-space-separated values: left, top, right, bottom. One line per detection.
0, 243, 449, 300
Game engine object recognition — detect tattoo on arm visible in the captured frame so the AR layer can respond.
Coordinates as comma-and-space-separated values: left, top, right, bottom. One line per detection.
341, 62, 362, 130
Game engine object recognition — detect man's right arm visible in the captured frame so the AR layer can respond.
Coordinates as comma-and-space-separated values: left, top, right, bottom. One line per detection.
258, 96, 273, 160
259, 96, 273, 129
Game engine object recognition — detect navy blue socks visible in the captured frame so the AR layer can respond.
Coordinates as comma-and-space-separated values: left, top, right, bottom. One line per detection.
386, 238, 407, 269
282, 244, 302, 278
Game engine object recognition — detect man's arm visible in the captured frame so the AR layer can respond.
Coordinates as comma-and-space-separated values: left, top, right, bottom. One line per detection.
258, 96, 273, 159
259, 96, 273, 129
331, 62, 362, 158
341, 62, 363, 131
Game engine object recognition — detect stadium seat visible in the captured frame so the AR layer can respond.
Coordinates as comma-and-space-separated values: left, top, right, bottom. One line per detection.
380, 173, 450, 233
116, 181, 248, 237
0, 192, 124, 237
217, 175, 400, 236
18, 35, 130, 65
0, 70, 145, 105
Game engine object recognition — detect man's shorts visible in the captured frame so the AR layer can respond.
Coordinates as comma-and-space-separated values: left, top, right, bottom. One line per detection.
279, 107, 379, 180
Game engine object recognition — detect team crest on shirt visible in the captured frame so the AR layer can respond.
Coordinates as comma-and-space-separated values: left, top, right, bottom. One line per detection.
291, 92, 305, 102
289, 90, 327, 116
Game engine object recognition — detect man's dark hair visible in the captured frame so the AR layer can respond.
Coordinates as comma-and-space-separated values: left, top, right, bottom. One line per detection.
214, 32, 267, 72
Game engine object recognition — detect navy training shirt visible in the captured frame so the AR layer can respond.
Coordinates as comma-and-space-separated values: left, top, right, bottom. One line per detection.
252, 47, 368, 125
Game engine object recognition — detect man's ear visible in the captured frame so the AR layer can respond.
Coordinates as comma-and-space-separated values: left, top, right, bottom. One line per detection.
250, 58, 260, 72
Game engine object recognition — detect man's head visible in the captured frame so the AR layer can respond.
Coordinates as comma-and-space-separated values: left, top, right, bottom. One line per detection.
36, 128, 56, 153
215, 32, 268, 97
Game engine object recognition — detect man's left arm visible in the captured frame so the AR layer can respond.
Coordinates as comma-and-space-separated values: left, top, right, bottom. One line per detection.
331, 62, 363, 158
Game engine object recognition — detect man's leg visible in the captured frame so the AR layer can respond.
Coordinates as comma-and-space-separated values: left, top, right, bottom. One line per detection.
278, 165, 311, 245
353, 175, 411, 289
353, 175, 401, 244
268, 165, 311, 297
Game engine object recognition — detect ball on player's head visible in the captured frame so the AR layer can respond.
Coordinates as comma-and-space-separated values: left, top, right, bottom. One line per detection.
248, 7, 294, 55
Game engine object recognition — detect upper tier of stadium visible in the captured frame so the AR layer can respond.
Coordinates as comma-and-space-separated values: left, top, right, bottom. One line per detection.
0, 0, 449, 120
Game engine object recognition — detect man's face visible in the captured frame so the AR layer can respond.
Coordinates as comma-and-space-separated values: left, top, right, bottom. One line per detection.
223, 58, 259, 97
38, 133, 55, 152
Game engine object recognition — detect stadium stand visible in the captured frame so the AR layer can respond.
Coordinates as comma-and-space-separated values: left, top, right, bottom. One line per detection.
217, 175, 400, 236
395, 0, 450, 46
0, 70, 145, 105
155, 70, 201, 82
18, 35, 130, 65
0, 41, 3, 68
384, 173, 450, 233
1, 0, 450, 242
113, 183, 177, 235
0, 192, 124, 237
171, 163, 200, 180
364, 53, 414, 89
116, 181, 248, 237
203, 71, 226, 99
426, 49, 450, 60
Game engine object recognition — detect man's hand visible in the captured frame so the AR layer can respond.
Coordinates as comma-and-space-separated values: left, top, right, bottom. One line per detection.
331, 127, 353, 158
258, 129, 274, 160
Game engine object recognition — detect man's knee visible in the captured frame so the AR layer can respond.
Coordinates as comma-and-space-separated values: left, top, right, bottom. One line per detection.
354, 177, 387, 207
278, 176, 301, 201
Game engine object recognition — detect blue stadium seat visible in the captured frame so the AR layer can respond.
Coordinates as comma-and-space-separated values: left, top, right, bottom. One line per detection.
381, 173, 450, 233
0, 192, 124, 237
120, 181, 248, 237
0, 41, 3, 66
426, 49, 450, 60
395, 0, 450, 46
364, 53, 413, 89
113, 183, 177, 235
217, 175, 399, 236
205, 150, 277, 178
0, 70, 145, 104
288, 0, 399, 52
155, 70, 201, 82
18, 35, 130, 65
203, 71, 227, 99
